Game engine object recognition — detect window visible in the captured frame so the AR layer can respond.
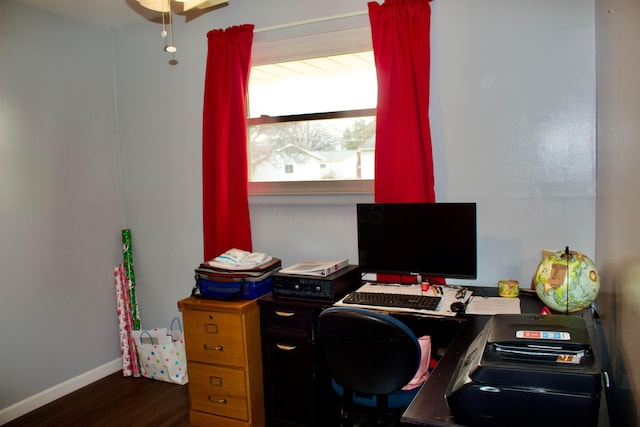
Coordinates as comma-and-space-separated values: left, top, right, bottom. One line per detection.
247, 50, 377, 194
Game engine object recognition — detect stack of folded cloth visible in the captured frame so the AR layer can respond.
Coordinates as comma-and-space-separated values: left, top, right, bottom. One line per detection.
193, 248, 281, 300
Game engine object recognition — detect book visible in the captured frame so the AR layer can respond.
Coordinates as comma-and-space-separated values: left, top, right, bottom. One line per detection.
279, 259, 349, 277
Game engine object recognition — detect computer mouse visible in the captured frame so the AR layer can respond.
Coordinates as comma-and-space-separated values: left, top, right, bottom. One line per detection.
450, 301, 466, 313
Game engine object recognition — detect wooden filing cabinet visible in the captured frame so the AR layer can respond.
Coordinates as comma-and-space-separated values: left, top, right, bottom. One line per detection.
178, 297, 265, 427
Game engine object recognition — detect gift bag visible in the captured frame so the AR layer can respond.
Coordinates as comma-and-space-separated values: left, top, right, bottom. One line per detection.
135, 318, 188, 385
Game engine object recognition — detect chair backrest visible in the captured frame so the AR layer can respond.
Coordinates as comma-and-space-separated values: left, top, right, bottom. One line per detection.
317, 306, 421, 396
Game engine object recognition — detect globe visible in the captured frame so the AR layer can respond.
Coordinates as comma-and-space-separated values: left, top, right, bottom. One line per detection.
534, 249, 600, 313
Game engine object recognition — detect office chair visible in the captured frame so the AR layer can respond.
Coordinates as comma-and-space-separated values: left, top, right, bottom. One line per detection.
317, 306, 422, 426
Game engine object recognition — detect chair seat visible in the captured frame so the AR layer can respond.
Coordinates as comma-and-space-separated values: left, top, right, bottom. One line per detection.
332, 379, 420, 409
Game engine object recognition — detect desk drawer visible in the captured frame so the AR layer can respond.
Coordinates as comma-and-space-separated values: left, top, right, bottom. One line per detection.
183, 310, 245, 366
188, 362, 249, 421
261, 305, 314, 336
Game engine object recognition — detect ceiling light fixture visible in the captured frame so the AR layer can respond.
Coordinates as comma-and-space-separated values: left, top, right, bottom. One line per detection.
136, 0, 228, 53
176, 0, 229, 12
136, 0, 228, 13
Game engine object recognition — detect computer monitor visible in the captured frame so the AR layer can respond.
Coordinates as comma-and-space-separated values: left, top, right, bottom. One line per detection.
357, 203, 477, 280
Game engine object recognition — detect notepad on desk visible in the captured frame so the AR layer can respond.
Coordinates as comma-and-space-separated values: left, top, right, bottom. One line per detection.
465, 296, 521, 315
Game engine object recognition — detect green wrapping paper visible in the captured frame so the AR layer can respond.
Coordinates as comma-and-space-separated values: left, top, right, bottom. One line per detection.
122, 229, 141, 330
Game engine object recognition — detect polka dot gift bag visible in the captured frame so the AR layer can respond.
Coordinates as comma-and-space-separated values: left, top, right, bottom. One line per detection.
134, 318, 188, 385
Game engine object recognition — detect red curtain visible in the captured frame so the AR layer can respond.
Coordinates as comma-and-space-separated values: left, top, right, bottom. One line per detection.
369, 0, 440, 284
202, 24, 254, 261
368, 0, 435, 204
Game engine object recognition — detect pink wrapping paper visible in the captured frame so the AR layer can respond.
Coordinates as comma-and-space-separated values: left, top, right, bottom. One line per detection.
114, 265, 140, 377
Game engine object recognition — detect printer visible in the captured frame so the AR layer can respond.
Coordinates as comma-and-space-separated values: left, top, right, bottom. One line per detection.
445, 314, 602, 427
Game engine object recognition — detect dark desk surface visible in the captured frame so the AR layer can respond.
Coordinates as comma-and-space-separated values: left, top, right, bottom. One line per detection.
400, 288, 609, 427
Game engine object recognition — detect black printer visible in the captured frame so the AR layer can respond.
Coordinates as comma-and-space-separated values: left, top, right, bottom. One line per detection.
445, 314, 602, 427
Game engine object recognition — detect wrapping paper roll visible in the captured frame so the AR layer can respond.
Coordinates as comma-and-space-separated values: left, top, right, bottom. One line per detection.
114, 265, 140, 377
122, 229, 141, 330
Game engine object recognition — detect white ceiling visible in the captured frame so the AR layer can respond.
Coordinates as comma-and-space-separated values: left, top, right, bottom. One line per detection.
10, 0, 218, 28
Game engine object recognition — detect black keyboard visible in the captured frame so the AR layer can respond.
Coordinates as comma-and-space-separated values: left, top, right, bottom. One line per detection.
342, 291, 441, 311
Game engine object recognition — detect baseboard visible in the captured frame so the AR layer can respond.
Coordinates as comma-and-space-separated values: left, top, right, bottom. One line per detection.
0, 359, 122, 425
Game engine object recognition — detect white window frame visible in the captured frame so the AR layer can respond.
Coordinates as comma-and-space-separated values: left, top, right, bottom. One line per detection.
249, 16, 375, 196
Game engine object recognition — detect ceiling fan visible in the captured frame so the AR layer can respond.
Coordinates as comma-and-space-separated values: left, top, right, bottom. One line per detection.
137, 0, 228, 13
136, 0, 228, 53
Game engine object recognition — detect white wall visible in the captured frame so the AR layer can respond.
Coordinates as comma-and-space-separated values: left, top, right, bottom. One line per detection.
595, 0, 640, 420
432, 0, 596, 276
0, 1, 124, 415
1, 0, 598, 418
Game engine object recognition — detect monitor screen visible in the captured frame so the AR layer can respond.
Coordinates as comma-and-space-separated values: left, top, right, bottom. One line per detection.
357, 203, 477, 280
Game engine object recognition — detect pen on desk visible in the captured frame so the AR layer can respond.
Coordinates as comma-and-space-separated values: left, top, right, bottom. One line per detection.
432, 287, 438, 296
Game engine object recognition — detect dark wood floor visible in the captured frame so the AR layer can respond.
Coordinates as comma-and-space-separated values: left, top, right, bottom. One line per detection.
5, 372, 191, 427
5, 372, 392, 427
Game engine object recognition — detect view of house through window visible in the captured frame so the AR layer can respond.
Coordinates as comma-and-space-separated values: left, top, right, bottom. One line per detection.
247, 51, 377, 186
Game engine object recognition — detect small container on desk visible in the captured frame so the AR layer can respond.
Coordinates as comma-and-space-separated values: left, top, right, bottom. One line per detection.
498, 279, 519, 297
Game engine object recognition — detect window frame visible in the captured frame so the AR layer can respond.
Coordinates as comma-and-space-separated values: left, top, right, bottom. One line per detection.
247, 108, 376, 126
248, 20, 375, 196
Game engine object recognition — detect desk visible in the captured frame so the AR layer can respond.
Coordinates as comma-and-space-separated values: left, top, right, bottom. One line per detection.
400, 288, 610, 427
257, 287, 609, 427
257, 286, 469, 427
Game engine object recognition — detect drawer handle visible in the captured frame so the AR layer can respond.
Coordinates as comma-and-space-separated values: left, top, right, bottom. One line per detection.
208, 396, 228, 404
275, 310, 295, 317
276, 343, 297, 351
204, 344, 224, 352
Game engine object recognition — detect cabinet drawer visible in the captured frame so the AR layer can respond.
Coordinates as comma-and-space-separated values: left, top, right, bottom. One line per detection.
183, 310, 245, 366
189, 362, 249, 421
261, 306, 314, 336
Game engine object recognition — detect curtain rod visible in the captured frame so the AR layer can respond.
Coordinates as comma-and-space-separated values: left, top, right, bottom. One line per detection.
254, 10, 368, 33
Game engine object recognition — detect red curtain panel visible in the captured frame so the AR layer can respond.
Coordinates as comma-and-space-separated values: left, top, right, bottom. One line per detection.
369, 0, 435, 204
369, 0, 442, 284
202, 24, 254, 261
